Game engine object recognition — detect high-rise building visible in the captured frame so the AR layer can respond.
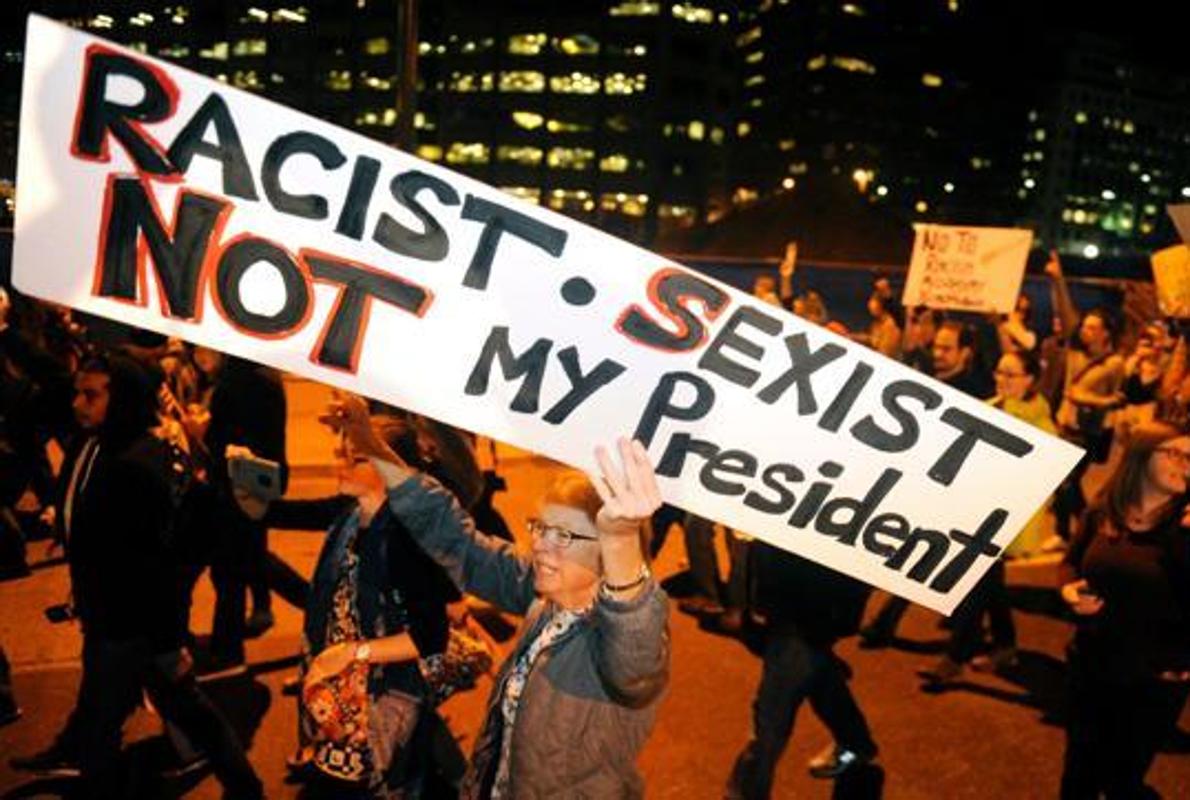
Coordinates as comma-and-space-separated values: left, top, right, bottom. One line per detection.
1020, 33, 1190, 258
413, 0, 738, 244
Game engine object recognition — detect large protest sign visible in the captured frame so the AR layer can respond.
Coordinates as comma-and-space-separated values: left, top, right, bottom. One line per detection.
1150, 244, 1190, 318
12, 15, 1082, 613
902, 224, 1033, 314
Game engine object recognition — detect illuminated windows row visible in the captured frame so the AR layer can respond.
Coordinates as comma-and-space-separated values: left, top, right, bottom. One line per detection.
324, 71, 396, 92
806, 54, 876, 74
447, 71, 648, 95
421, 35, 646, 57
417, 143, 642, 172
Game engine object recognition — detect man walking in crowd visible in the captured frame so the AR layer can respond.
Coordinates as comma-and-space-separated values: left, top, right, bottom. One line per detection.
9, 353, 262, 799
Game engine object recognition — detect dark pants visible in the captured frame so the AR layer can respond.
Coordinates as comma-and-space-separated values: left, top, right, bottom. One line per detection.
248, 529, 310, 614
209, 504, 261, 660
727, 625, 876, 799
1061, 659, 1186, 799
864, 595, 910, 639
947, 560, 1015, 662
54, 636, 260, 799
684, 515, 751, 610
0, 642, 15, 715
1054, 448, 1092, 542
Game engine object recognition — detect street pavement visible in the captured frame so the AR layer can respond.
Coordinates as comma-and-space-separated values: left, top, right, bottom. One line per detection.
2, 378, 1187, 798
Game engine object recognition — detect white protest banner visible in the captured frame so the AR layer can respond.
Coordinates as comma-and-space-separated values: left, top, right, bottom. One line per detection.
902, 224, 1033, 314
1150, 244, 1190, 318
12, 15, 1082, 613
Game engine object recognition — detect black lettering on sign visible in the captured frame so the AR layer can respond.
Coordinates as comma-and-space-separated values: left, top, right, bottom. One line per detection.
93, 175, 230, 321
817, 360, 875, 433
542, 347, 626, 425
633, 371, 715, 447
814, 468, 902, 546
617, 269, 731, 353
742, 463, 804, 515
849, 379, 942, 453
929, 509, 1006, 592
301, 249, 434, 373
655, 432, 720, 478
72, 45, 180, 178
757, 332, 846, 410
459, 195, 568, 289
261, 131, 346, 219
335, 156, 382, 240
464, 326, 551, 414
698, 305, 782, 388
788, 460, 843, 528
861, 512, 910, 559
928, 408, 1033, 486
213, 235, 313, 338
373, 170, 460, 260
699, 448, 758, 497
884, 527, 950, 584
166, 92, 258, 200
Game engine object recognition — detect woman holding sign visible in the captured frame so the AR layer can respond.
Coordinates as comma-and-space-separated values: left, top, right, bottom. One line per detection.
329, 394, 669, 799
1058, 421, 1190, 798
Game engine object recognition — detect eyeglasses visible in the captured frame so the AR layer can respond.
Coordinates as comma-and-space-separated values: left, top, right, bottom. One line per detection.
1155, 447, 1190, 466
527, 518, 599, 549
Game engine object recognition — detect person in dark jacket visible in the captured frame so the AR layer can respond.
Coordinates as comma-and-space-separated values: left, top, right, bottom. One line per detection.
8, 352, 261, 799
333, 393, 669, 799
1058, 421, 1190, 799
231, 413, 484, 797
726, 544, 877, 798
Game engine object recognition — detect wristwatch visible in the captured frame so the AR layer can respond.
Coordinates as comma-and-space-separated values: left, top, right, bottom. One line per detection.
601, 563, 652, 596
354, 642, 372, 664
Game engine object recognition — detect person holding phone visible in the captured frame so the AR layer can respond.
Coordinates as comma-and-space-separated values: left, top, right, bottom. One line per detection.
330, 393, 669, 799
1058, 421, 1190, 798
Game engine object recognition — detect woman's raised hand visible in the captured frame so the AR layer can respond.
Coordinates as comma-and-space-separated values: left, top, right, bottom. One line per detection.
589, 437, 663, 539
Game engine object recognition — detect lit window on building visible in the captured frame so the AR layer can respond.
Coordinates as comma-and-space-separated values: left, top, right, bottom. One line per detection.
1074, 110, 1088, 124
548, 147, 595, 170
512, 111, 545, 130
737, 121, 752, 137
233, 70, 262, 89
547, 118, 592, 133
501, 186, 542, 205
364, 37, 390, 55
732, 187, 758, 206
200, 42, 229, 61
88, 14, 114, 29
659, 204, 697, 226
1122, 120, 1135, 134
446, 143, 490, 165
272, 7, 308, 23
414, 112, 433, 130
915, 200, 929, 213
418, 41, 434, 55
737, 26, 762, 47
548, 189, 594, 212
672, 3, 714, 23
509, 33, 548, 55
551, 73, 601, 94
499, 71, 546, 93
710, 127, 725, 145
600, 193, 649, 216
246, 7, 268, 22
497, 145, 544, 165
129, 12, 154, 27
749, 98, 764, 108
600, 154, 631, 172
157, 44, 191, 58
746, 50, 764, 64
355, 108, 397, 127
778, 139, 796, 151
609, 2, 661, 16
554, 34, 600, 55
449, 72, 493, 92
745, 74, 765, 87
832, 56, 876, 74
807, 54, 826, 71
1033, 129, 1046, 142
687, 121, 706, 141
606, 114, 634, 133
326, 70, 353, 91
842, 3, 866, 16
233, 39, 267, 56
605, 73, 647, 95
416, 145, 443, 162
948, 0, 959, 10
922, 73, 942, 88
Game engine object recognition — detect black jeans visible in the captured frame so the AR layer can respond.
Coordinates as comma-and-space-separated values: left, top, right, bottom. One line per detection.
209, 503, 260, 660
1061, 658, 1186, 799
727, 625, 876, 799
947, 559, 1015, 662
54, 636, 261, 798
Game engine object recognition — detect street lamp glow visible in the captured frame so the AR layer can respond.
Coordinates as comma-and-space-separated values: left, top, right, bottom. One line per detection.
943, 182, 955, 193
1101, 189, 1116, 200
1182, 187, 1190, 198
781, 177, 796, 190
876, 185, 889, 197
1023, 178, 1036, 189
1083, 244, 1100, 259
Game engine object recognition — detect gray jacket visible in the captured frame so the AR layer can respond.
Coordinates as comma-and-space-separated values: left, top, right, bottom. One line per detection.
386, 475, 670, 798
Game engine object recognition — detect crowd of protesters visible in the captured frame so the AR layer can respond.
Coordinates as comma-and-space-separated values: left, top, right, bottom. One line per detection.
0, 238, 1188, 799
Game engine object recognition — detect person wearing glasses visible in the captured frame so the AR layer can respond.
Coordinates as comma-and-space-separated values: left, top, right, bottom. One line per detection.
922, 349, 1055, 684
1058, 420, 1190, 798
329, 393, 669, 799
